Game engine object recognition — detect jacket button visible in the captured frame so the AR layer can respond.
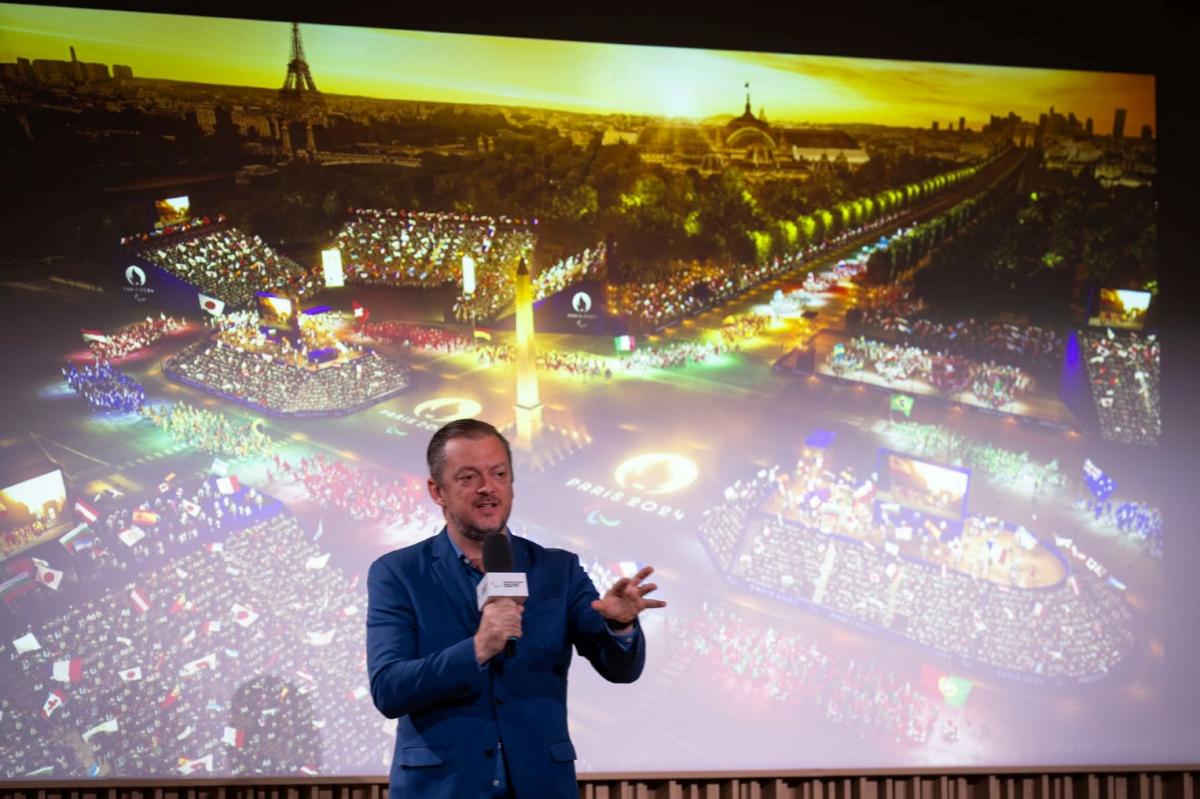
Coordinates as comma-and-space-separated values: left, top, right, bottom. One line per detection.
484, 748, 495, 758
494, 697, 505, 705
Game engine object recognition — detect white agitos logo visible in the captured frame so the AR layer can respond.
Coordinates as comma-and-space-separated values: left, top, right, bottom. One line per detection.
614, 453, 699, 496
413, 397, 484, 423
572, 292, 592, 313
125, 265, 147, 286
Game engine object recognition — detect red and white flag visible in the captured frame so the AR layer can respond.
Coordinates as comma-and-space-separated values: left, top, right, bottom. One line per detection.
181, 499, 202, 517
221, 726, 245, 748
118, 666, 143, 682
203, 620, 222, 635
51, 658, 82, 683
198, 293, 225, 316
181, 629, 197, 646
215, 476, 240, 495
74, 499, 100, 524
118, 526, 146, 547
205, 542, 224, 553
177, 754, 213, 775
32, 559, 63, 591
129, 586, 152, 615
230, 603, 259, 627
80, 328, 110, 344
179, 652, 218, 677
41, 689, 66, 719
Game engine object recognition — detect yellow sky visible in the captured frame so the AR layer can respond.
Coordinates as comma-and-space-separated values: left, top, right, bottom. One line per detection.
0, 3, 1156, 134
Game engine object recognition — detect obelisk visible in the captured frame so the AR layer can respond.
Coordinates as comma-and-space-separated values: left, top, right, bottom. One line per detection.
513, 257, 543, 451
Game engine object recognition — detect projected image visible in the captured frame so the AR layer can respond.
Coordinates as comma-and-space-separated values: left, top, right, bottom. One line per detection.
0, 1, 1172, 782
1092, 288, 1152, 329
878, 450, 970, 521
0, 470, 68, 553
257, 294, 296, 330
154, 195, 190, 228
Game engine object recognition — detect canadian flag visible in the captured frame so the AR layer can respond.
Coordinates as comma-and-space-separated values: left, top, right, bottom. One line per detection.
181, 499, 202, 517
41, 689, 66, 719
215, 476, 240, 495
221, 726, 245, 748
198, 293, 225, 316
129, 586, 152, 615
32, 559, 63, 591
51, 658, 83, 683
74, 499, 100, 524
118, 666, 143, 682
231, 603, 259, 627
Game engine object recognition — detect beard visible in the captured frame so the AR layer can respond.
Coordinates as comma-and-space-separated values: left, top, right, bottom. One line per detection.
450, 508, 509, 542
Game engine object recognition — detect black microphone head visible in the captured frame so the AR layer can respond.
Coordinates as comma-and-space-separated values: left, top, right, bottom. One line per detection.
481, 533, 513, 573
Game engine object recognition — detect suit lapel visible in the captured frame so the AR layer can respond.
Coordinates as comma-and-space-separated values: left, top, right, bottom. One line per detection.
429, 528, 479, 633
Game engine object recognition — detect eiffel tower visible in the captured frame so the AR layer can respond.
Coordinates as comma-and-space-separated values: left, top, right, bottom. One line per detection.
280, 22, 321, 103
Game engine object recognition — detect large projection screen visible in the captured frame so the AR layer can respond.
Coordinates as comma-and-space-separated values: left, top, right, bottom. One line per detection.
0, 1, 1191, 780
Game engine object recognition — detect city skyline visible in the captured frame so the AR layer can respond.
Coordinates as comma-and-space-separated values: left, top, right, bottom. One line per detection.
0, 3, 1155, 134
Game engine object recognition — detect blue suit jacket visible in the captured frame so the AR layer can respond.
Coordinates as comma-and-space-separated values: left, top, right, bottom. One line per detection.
366, 529, 645, 799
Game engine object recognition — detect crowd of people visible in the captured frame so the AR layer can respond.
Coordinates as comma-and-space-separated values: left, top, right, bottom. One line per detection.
140, 402, 275, 460
335, 209, 536, 321
609, 218, 894, 332
354, 322, 472, 354
666, 603, 942, 745
138, 225, 316, 309
1080, 329, 1161, 445
879, 421, 1065, 495
1075, 497, 1163, 558
209, 310, 354, 369
719, 312, 772, 346
532, 243, 606, 302
0, 491, 388, 778
272, 452, 430, 525
63, 361, 145, 411
617, 339, 730, 371
825, 336, 1031, 410
164, 339, 409, 417
475, 344, 614, 378
858, 293, 1065, 371
88, 314, 185, 361
698, 456, 1135, 683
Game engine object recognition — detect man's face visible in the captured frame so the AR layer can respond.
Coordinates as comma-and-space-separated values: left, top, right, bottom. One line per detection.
428, 434, 514, 544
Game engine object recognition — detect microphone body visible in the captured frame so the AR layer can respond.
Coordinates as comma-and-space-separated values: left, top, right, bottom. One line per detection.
480, 534, 528, 657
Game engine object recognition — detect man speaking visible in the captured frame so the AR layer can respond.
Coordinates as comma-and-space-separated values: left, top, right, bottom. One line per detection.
367, 419, 665, 798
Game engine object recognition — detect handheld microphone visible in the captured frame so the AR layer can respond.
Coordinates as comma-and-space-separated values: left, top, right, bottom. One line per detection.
479, 534, 527, 658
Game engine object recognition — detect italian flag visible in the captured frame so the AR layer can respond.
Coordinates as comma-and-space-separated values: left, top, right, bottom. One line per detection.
51, 658, 82, 683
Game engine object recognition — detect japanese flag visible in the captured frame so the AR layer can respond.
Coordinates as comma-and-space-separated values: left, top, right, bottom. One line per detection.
231, 603, 259, 627
119, 666, 143, 682
198, 293, 225, 316
32, 559, 63, 591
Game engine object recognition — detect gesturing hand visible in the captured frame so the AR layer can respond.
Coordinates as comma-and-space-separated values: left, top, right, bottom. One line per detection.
591, 565, 666, 629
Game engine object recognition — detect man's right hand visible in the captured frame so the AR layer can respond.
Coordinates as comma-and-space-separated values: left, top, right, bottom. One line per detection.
474, 598, 523, 664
